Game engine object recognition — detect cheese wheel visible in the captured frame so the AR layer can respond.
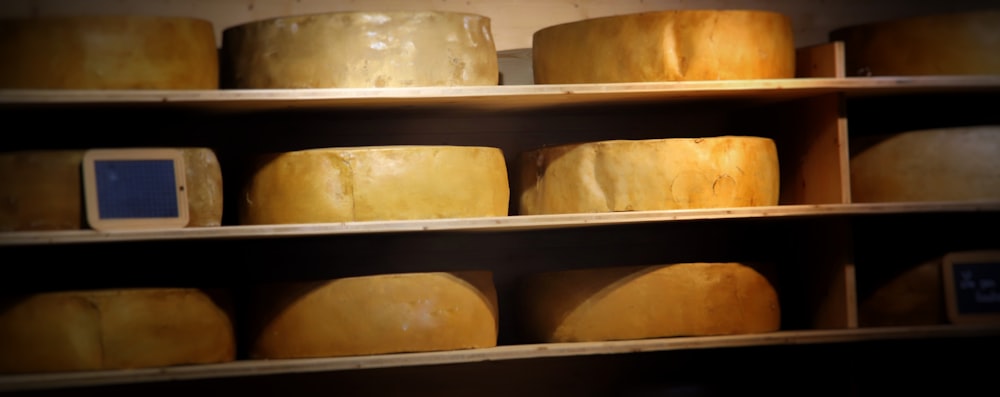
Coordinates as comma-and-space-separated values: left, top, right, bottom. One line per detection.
531, 10, 796, 84
518, 136, 779, 215
240, 146, 509, 224
850, 126, 1000, 203
830, 10, 1000, 76
247, 271, 499, 359
859, 258, 947, 327
0, 148, 224, 231
221, 11, 499, 88
0, 16, 218, 89
0, 288, 236, 373
518, 263, 781, 343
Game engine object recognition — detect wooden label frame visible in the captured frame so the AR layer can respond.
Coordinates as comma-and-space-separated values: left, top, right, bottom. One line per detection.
942, 250, 1000, 325
82, 148, 189, 231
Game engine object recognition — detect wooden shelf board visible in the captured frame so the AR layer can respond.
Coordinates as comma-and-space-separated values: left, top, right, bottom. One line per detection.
1, 324, 996, 392
0, 76, 997, 112
2, 201, 998, 246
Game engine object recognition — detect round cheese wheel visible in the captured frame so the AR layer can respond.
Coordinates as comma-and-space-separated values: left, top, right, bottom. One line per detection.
0, 288, 236, 374
0, 16, 218, 89
518, 136, 779, 215
858, 258, 947, 327
247, 271, 499, 359
221, 11, 499, 88
531, 10, 796, 84
239, 146, 509, 224
518, 263, 781, 343
850, 125, 1000, 203
830, 10, 1000, 76
0, 148, 225, 231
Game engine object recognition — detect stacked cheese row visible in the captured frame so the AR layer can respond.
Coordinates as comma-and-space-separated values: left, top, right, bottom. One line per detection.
0, 11, 500, 90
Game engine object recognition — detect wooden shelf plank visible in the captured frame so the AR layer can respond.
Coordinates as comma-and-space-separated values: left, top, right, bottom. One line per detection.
1, 324, 996, 392
0, 76, 997, 112
2, 201, 998, 246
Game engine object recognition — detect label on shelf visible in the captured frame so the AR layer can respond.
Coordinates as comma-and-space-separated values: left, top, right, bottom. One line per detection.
82, 148, 189, 231
942, 250, 1000, 324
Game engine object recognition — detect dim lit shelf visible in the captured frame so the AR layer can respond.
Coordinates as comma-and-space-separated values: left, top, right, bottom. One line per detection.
1, 201, 998, 246
1, 323, 997, 393
0, 76, 997, 112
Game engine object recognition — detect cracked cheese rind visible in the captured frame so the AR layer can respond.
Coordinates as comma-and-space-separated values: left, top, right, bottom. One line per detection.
850, 125, 1000, 203
518, 263, 781, 343
0, 148, 224, 231
221, 11, 499, 88
239, 146, 509, 224
531, 10, 795, 84
0, 288, 236, 373
247, 271, 499, 358
0, 16, 218, 89
517, 136, 779, 215
830, 10, 1000, 76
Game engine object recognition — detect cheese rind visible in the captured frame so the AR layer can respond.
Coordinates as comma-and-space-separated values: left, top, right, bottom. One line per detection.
0, 288, 236, 373
518, 263, 781, 343
0, 16, 218, 89
221, 11, 499, 88
0, 148, 224, 231
247, 271, 499, 359
518, 136, 779, 215
532, 10, 796, 84
830, 10, 1000, 76
850, 126, 1000, 203
240, 146, 509, 224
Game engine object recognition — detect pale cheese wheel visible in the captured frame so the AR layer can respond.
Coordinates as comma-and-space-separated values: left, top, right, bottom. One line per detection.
0, 288, 236, 373
830, 10, 1000, 76
247, 271, 499, 359
531, 10, 796, 84
221, 11, 499, 88
518, 136, 779, 215
518, 263, 781, 343
240, 146, 509, 224
850, 126, 1000, 203
0, 148, 224, 231
0, 16, 219, 89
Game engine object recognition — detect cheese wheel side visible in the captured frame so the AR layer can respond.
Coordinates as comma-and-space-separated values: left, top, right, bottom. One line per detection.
0, 288, 236, 374
518, 263, 781, 343
830, 10, 1000, 76
240, 146, 509, 224
532, 10, 795, 84
518, 136, 779, 215
222, 11, 499, 88
247, 271, 499, 359
0, 16, 219, 89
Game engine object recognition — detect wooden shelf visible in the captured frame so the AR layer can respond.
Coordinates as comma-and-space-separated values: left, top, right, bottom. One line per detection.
0, 76, 997, 113
2, 201, 998, 246
1, 323, 996, 393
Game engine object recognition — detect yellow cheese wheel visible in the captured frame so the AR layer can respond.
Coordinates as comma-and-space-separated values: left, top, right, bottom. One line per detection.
0, 16, 218, 89
247, 271, 499, 359
532, 10, 796, 84
240, 146, 509, 224
0, 148, 224, 231
518, 263, 781, 343
830, 10, 1000, 76
518, 136, 779, 215
850, 126, 1000, 203
0, 288, 236, 373
221, 11, 499, 88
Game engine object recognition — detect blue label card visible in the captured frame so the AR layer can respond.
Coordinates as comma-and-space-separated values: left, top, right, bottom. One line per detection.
82, 148, 189, 231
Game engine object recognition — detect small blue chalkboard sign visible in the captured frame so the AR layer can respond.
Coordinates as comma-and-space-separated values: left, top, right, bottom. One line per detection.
82, 149, 189, 231
942, 250, 1000, 324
